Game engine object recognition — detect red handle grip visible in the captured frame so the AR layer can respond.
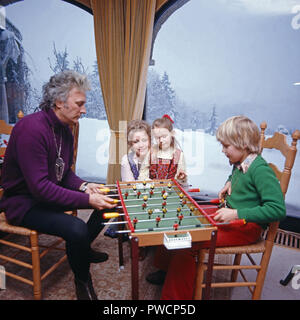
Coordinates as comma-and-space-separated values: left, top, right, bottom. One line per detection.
230, 219, 246, 226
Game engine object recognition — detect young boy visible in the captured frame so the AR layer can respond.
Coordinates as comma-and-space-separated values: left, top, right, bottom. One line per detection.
159, 115, 286, 300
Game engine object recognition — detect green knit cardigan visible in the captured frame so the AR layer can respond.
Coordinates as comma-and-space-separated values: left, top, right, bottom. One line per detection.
226, 155, 286, 229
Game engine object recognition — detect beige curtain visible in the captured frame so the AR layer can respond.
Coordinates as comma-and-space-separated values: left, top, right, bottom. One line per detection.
90, 0, 156, 184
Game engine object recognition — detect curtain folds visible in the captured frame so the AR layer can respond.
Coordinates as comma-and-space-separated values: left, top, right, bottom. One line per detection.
91, 0, 156, 184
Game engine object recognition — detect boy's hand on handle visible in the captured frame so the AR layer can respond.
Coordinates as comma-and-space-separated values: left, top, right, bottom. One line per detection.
218, 181, 231, 200
89, 193, 118, 211
176, 170, 186, 181
213, 207, 238, 223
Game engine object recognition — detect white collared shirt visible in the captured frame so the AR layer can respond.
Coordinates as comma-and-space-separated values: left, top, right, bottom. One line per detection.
236, 153, 258, 173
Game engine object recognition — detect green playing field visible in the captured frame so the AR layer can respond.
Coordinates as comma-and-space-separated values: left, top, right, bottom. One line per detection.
120, 182, 211, 233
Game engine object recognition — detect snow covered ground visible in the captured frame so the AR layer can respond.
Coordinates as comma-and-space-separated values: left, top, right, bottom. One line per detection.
76, 118, 300, 213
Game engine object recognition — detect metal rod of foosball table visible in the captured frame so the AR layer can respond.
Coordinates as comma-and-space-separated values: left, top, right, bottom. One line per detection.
104, 193, 120, 197
114, 220, 245, 233
99, 181, 187, 195
100, 185, 172, 193
116, 224, 204, 233
119, 195, 220, 205
122, 195, 182, 202
121, 190, 175, 196
114, 223, 214, 233
103, 206, 218, 219
115, 201, 190, 209
103, 215, 211, 226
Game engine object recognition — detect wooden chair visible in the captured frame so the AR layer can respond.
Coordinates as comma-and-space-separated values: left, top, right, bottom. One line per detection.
0, 116, 79, 300
194, 122, 300, 300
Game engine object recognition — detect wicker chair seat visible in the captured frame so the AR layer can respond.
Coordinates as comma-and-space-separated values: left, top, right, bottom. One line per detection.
201, 238, 266, 255
0, 212, 32, 236
214, 239, 266, 254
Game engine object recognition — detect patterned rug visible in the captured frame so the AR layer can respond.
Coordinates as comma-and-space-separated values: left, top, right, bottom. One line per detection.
0, 210, 231, 300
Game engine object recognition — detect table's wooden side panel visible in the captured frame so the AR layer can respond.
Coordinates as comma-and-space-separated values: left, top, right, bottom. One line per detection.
132, 227, 217, 247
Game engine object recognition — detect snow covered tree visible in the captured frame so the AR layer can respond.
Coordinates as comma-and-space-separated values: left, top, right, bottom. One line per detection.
145, 69, 165, 121
161, 71, 178, 122
205, 104, 218, 135
47, 45, 106, 119
48, 42, 69, 73
73, 56, 88, 74
85, 61, 106, 119
145, 69, 181, 127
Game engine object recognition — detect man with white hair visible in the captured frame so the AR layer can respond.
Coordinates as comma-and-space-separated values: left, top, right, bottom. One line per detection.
0, 70, 117, 300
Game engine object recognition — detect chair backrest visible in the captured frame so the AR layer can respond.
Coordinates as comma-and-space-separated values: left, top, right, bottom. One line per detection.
0, 119, 13, 157
259, 122, 300, 239
0, 120, 14, 192
0, 112, 24, 158
260, 122, 300, 197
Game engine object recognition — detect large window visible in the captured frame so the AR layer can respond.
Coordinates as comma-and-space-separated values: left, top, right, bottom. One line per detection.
4, 0, 109, 182
147, 0, 300, 208
5, 0, 105, 119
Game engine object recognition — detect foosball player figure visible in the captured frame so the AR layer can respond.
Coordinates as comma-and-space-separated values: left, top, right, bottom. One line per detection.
189, 206, 195, 216
167, 182, 172, 191
143, 180, 147, 191
173, 221, 179, 237
133, 185, 137, 192
161, 189, 166, 196
147, 208, 153, 219
162, 207, 167, 218
176, 207, 182, 215
124, 191, 129, 199
149, 189, 154, 198
178, 214, 184, 225
133, 217, 138, 229
137, 191, 141, 199
181, 199, 187, 207
143, 195, 148, 202
142, 202, 147, 210
162, 201, 167, 209
162, 193, 168, 200
156, 216, 161, 227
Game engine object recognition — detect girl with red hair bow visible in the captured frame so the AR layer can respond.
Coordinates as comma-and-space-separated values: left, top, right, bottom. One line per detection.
146, 114, 188, 288
149, 114, 187, 184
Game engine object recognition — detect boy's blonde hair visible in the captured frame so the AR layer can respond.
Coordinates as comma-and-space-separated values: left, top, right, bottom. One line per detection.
127, 120, 151, 148
216, 115, 260, 153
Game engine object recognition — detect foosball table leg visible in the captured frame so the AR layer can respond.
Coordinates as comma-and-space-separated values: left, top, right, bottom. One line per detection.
203, 230, 217, 300
131, 237, 139, 300
118, 233, 124, 269
117, 214, 124, 269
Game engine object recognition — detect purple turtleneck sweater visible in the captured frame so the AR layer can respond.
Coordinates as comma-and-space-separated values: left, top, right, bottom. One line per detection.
0, 109, 90, 225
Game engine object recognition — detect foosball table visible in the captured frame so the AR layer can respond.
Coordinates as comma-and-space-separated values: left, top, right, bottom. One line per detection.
103, 179, 219, 300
